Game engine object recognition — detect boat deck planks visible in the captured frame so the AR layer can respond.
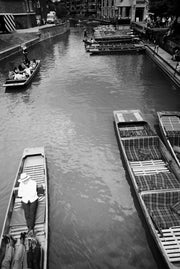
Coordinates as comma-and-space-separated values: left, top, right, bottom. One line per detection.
130, 160, 170, 176
158, 227, 180, 262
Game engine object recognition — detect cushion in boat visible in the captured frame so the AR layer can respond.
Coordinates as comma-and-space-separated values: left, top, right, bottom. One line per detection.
136, 172, 180, 191
143, 192, 180, 229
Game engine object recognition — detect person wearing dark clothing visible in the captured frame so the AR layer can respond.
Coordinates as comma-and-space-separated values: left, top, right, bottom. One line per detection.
27, 238, 41, 269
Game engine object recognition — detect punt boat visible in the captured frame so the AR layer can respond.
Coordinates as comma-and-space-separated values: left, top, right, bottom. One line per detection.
89, 43, 145, 55
0, 147, 48, 269
3, 60, 40, 89
157, 111, 180, 168
113, 109, 180, 269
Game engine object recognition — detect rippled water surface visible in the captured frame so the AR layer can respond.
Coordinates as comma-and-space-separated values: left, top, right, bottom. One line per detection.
0, 28, 180, 269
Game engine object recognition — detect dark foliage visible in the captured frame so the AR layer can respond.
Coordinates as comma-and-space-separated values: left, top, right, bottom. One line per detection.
149, 0, 180, 17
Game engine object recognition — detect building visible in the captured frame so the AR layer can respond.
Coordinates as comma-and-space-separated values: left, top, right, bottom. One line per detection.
65, 0, 97, 17
0, 0, 48, 30
101, 0, 148, 22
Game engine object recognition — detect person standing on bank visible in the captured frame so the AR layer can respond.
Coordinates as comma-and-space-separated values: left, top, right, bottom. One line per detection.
18, 173, 38, 237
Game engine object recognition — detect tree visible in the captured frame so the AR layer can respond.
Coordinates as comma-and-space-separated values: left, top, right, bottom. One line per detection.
166, 0, 180, 17
148, 0, 168, 17
47, 0, 68, 18
149, 0, 180, 17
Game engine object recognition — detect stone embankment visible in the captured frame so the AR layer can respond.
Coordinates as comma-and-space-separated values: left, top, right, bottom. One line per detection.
0, 21, 70, 61
145, 44, 180, 88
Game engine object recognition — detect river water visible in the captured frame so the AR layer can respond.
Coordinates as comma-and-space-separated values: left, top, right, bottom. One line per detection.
0, 28, 180, 269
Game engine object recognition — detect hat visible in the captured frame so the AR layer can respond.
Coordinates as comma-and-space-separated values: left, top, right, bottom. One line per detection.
18, 173, 30, 183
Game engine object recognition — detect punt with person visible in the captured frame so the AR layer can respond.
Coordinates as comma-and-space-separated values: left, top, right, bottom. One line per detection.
0, 147, 48, 269
113, 109, 180, 269
3, 60, 40, 89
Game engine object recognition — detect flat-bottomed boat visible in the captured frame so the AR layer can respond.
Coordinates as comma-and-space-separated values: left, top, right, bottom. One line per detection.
3, 60, 40, 89
114, 109, 180, 269
0, 147, 48, 269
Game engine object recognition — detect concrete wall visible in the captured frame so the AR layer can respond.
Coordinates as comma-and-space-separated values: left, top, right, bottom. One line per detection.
15, 14, 36, 29
0, 21, 70, 61
39, 21, 70, 42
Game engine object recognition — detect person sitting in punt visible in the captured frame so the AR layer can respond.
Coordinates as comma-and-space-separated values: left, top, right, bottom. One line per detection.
27, 237, 41, 269
17, 63, 31, 78
8, 71, 15, 80
11, 232, 27, 269
14, 72, 26, 80
1, 235, 17, 269
24, 66, 31, 77
18, 173, 38, 237
30, 59, 37, 70
18, 64, 26, 73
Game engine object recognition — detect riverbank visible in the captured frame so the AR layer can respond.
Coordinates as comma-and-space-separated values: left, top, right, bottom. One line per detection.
0, 21, 70, 61
145, 43, 180, 87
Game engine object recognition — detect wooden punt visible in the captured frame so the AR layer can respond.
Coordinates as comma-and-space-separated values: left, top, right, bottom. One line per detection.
157, 111, 180, 168
89, 44, 145, 55
3, 60, 40, 89
0, 147, 48, 269
113, 109, 180, 269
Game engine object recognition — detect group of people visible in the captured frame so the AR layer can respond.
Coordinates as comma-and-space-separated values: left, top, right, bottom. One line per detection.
1, 172, 40, 269
8, 59, 37, 81
1, 233, 40, 269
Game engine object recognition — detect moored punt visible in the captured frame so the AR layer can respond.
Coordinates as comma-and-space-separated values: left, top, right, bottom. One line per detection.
3, 60, 40, 89
90, 44, 145, 55
113, 109, 180, 269
0, 147, 48, 269
157, 111, 180, 168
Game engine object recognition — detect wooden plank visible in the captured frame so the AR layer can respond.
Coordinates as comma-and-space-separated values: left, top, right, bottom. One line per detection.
162, 227, 180, 232
161, 245, 180, 249
166, 249, 180, 253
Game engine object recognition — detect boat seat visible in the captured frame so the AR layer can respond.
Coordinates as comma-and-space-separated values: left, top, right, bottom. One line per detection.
161, 116, 180, 132
119, 126, 154, 138
158, 227, 180, 262
143, 191, 180, 229
135, 171, 180, 191
123, 136, 162, 161
130, 160, 169, 176
23, 157, 45, 187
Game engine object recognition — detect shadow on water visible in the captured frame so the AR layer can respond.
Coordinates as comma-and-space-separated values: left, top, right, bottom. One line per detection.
5, 84, 30, 93
113, 122, 169, 269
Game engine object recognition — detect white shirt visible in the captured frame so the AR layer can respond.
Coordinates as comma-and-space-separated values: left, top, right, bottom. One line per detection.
18, 179, 38, 203
14, 73, 26, 80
